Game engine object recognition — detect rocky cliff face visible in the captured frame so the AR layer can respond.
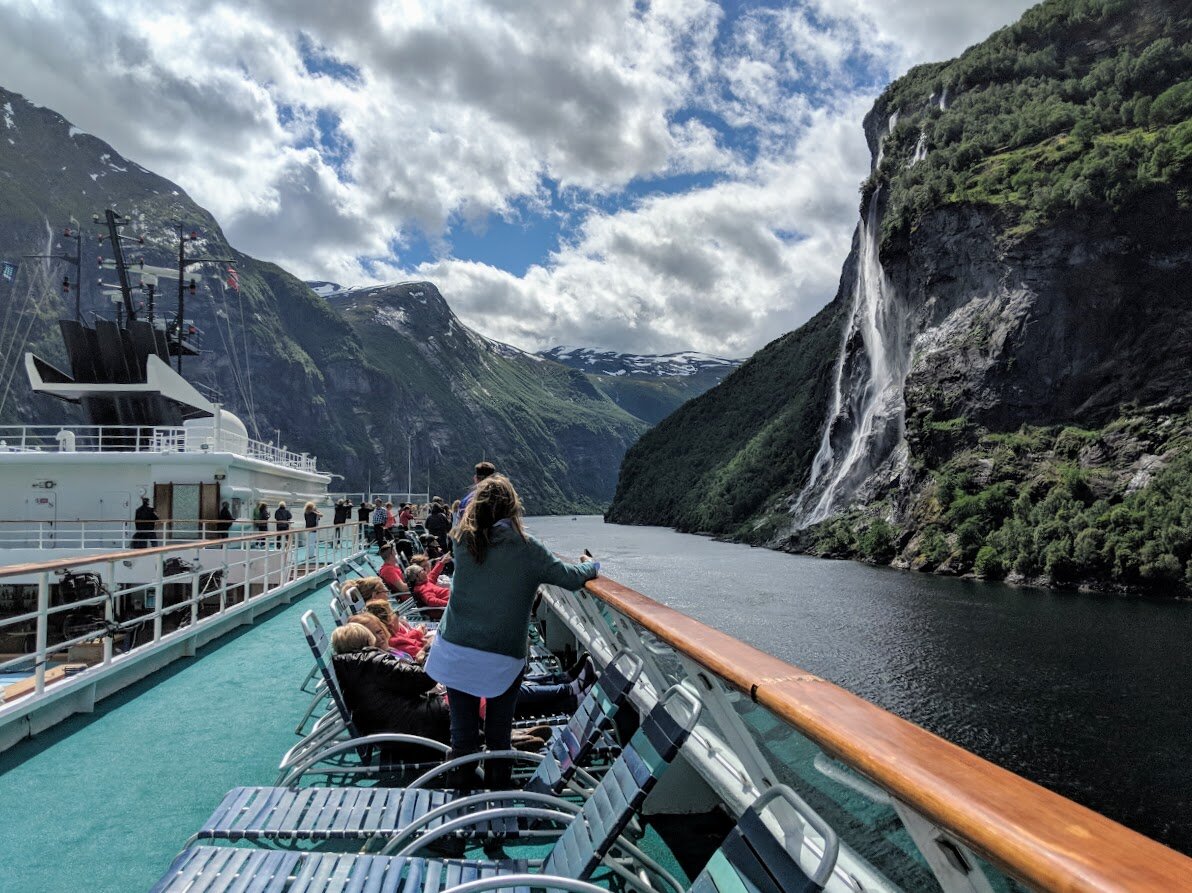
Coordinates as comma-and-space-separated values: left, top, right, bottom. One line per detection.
610, 0, 1192, 593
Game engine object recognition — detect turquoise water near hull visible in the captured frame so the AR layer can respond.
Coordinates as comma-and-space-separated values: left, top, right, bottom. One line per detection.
0, 583, 334, 892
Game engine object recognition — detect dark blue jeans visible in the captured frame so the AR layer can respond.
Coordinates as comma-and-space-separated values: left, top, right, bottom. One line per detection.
446, 667, 524, 789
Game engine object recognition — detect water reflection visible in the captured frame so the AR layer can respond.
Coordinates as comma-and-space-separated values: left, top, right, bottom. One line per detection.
529, 515, 1192, 855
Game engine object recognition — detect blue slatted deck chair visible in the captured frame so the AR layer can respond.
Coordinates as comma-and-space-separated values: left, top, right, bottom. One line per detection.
153, 685, 699, 893
189, 651, 644, 850
279, 611, 450, 784
435, 785, 841, 893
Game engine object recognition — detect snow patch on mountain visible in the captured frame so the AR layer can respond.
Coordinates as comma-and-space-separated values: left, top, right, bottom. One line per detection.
538, 346, 742, 378
3, 102, 14, 130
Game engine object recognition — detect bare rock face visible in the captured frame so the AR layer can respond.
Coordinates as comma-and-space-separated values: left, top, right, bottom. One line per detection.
897, 195, 1192, 441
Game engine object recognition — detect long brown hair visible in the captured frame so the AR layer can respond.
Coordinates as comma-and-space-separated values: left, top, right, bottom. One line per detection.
451, 474, 525, 563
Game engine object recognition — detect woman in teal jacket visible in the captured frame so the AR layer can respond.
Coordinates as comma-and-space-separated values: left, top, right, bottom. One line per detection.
425, 474, 597, 788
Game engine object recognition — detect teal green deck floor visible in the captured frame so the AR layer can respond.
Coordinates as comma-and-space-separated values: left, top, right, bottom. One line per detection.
0, 583, 335, 893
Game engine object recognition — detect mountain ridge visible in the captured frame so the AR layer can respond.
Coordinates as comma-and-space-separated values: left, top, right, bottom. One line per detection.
0, 86, 725, 512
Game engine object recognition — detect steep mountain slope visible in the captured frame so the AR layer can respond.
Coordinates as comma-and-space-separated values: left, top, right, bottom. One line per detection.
609, 0, 1192, 593
323, 282, 647, 512
537, 346, 740, 425
0, 87, 647, 511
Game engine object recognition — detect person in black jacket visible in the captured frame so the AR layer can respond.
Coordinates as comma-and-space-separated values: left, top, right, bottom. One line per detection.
330, 623, 450, 758
424, 502, 450, 552
331, 499, 348, 543
131, 497, 159, 548
216, 501, 235, 539
274, 501, 292, 547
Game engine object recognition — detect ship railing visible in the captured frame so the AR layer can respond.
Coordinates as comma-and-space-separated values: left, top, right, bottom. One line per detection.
0, 523, 366, 710
0, 425, 321, 473
0, 518, 277, 550
538, 576, 1192, 893
329, 492, 432, 508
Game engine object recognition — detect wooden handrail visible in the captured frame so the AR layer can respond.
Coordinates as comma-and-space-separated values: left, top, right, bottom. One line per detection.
0, 523, 360, 579
584, 575, 1192, 892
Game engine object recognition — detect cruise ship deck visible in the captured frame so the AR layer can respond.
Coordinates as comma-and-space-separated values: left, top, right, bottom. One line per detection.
0, 579, 338, 891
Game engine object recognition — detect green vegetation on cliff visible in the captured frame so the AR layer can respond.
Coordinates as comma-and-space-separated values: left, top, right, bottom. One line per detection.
874, 0, 1192, 243
812, 408, 1192, 594
606, 299, 843, 537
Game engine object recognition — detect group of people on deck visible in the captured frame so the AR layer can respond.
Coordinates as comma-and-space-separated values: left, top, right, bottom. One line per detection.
330, 460, 600, 788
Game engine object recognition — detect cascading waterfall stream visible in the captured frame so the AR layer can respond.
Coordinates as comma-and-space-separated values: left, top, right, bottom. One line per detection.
792, 187, 911, 527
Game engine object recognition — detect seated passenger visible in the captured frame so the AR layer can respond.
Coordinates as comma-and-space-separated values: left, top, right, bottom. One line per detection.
329, 622, 449, 749
364, 598, 430, 660
406, 559, 451, 609
377, 544, 409, 596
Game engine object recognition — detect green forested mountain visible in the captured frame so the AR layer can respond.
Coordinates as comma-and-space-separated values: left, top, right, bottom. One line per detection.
609, 0, 1192, 594
0, 86, 709, 512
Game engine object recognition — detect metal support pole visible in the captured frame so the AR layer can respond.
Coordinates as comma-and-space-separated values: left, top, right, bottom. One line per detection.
34, 572, 49, 695
104, 559, 116, 665
153, 552, 164, 642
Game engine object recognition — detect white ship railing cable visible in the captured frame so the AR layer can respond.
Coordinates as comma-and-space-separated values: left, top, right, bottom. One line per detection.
0, 523, 365, 735
537, 576, 1192, 893
0, 424, 320, 472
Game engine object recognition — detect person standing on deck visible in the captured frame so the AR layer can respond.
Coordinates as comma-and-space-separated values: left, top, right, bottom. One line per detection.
332, 499, 350, 544
131, 497, 159, 548
370, 501, 389, 546
425, 502, 451, 552
274, 501, 292, 548
358, 500, 372, 543
303, 501, 322, 563
425, 474, 598, 789
254, 501, 270, 547
455, 461, 496, 523
398, 502, 414, 529
216, 501, 234, 538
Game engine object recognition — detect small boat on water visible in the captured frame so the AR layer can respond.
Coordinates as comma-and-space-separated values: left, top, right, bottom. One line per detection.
0, 226, 1190, 891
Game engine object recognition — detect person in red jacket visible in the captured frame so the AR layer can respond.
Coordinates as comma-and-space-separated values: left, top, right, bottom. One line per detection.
405, 558, 450, 609
376, 544, 409, 596
398, 503, 414, 528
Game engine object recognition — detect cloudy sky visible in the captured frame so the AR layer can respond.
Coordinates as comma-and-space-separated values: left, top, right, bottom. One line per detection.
0, 0, 1033, 357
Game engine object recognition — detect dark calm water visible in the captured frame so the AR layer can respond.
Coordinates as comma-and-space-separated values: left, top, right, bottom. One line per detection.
528, 515, 1192, 856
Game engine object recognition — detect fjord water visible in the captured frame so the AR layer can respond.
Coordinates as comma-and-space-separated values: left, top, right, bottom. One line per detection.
529, 515, 1192, 855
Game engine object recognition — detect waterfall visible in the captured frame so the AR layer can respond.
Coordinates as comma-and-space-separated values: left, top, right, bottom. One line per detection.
939, 87, 949, 111
873, 110, 899, 169
792, 188, 910, 527
909, 130, 928, 166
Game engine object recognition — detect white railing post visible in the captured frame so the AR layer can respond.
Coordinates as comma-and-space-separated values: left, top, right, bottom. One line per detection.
104, 559, 116, 666
220, 542, 229, 613
34, 572, 49, 695
190, 570, 200, 627
153, 552, 164, 643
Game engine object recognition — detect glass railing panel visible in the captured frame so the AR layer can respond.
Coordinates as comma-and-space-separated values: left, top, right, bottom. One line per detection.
553, 589, 1035, 893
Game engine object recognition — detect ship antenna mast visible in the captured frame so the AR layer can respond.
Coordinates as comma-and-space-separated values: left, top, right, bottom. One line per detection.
172, 224, 234, 373
94, 209, 141, 324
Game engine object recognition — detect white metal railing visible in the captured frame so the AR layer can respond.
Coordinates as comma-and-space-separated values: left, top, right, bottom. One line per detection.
0, 425, 320, 473
0, 523, 365, 707
0, 519, 261, 550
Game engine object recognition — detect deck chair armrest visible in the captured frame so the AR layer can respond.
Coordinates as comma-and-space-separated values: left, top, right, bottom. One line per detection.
390, 807, 577, 858
380, 791, 583, 854
441, 876, 610, 893
278, 733, 451, 786
406, 749, 544, 789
